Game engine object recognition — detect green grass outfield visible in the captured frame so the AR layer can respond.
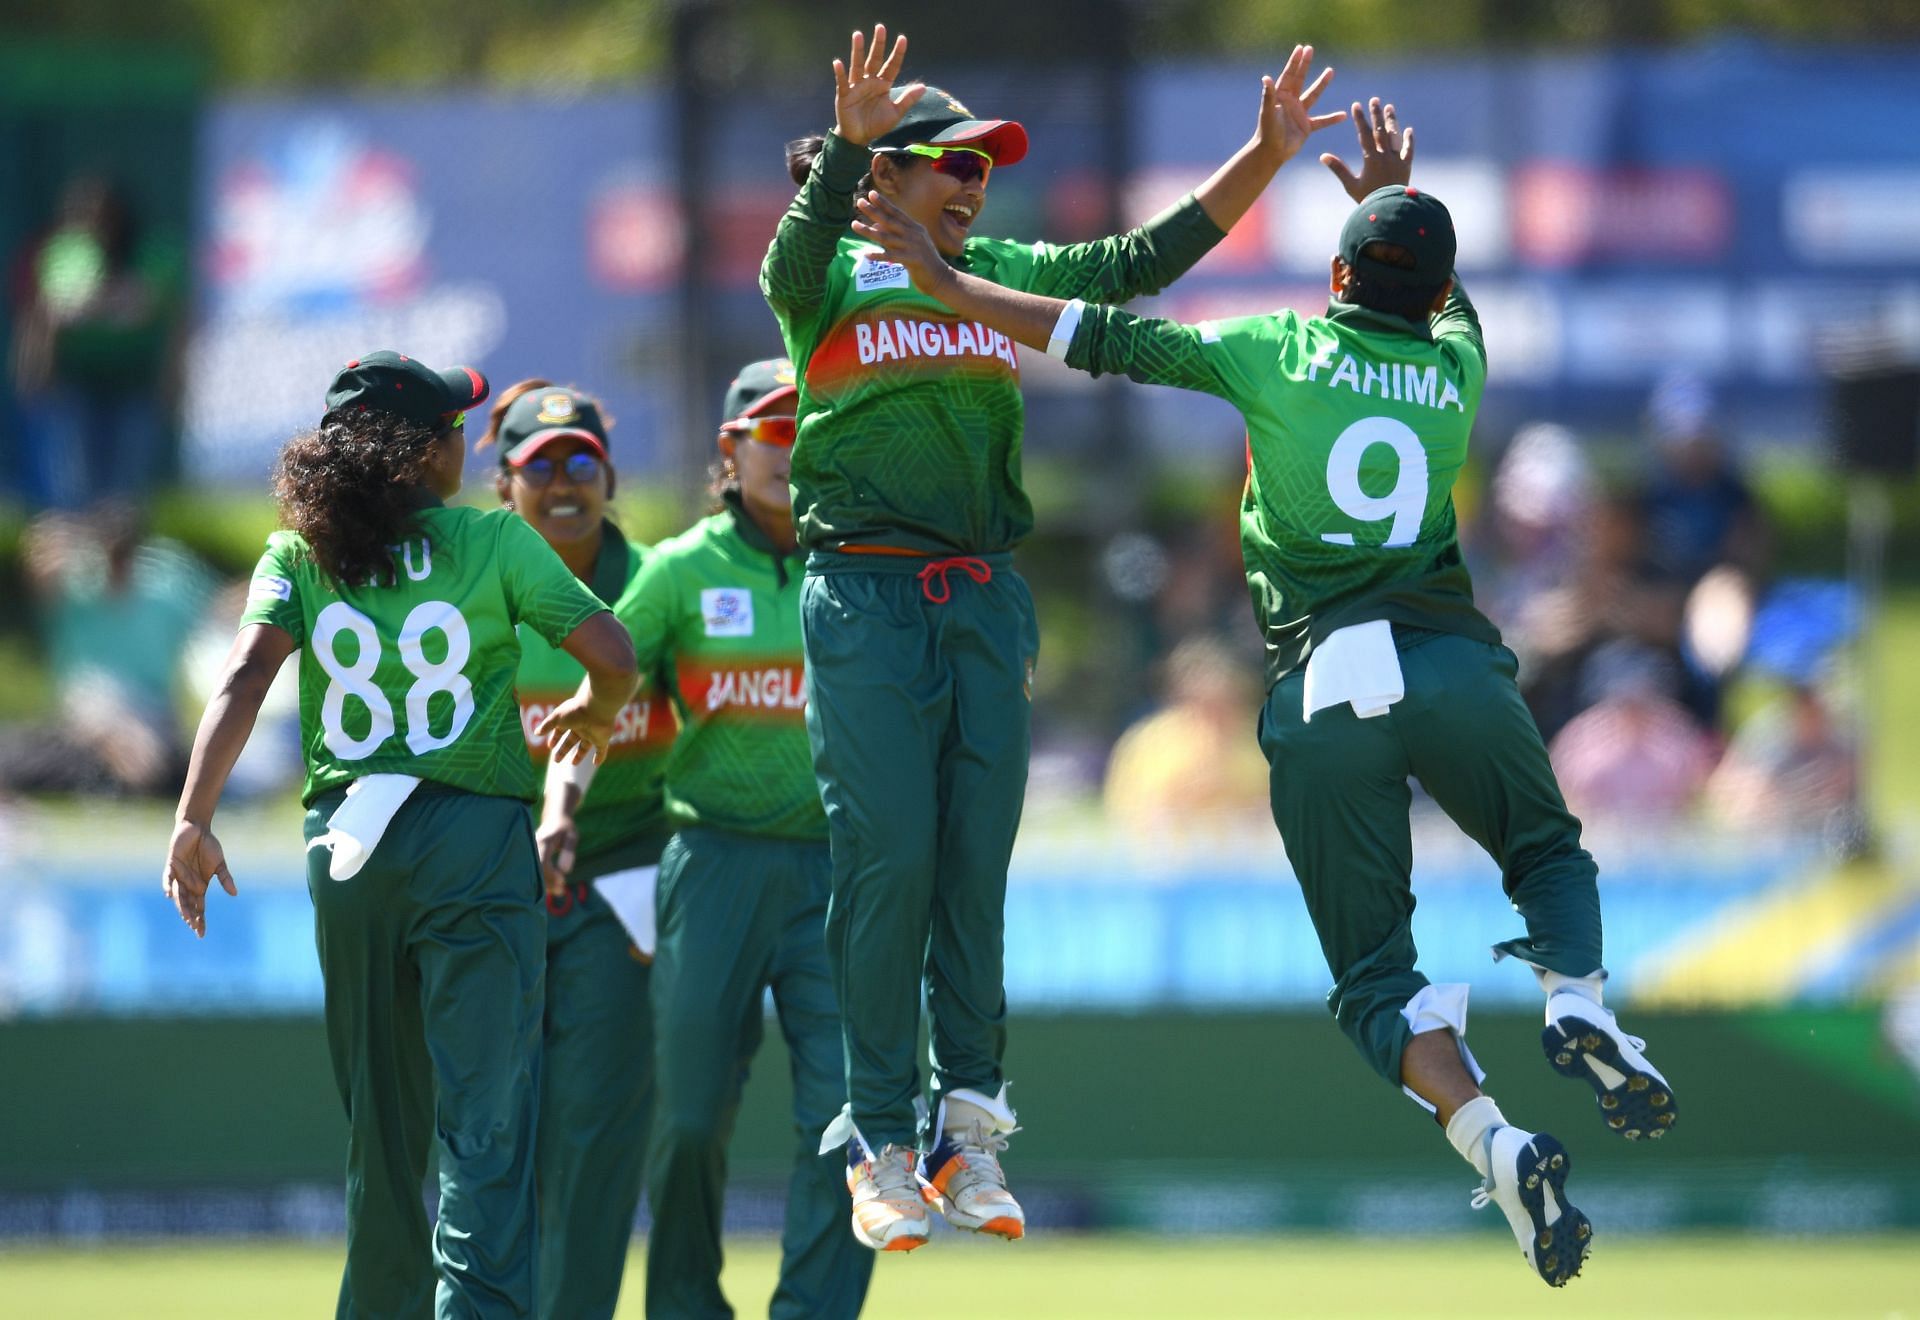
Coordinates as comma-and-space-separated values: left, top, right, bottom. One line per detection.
2, 1235, 1914, 1319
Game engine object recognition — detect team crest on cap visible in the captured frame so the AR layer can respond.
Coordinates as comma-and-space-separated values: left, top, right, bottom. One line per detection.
773, 361, 797, 386
943, 95, 970, 115
536, 393, 577, 424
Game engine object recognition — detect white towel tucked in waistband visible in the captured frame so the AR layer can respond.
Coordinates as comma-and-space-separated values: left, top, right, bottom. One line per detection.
313, 774, 422, 881
593, 865, 660, 958
1302, 619, 1405, 723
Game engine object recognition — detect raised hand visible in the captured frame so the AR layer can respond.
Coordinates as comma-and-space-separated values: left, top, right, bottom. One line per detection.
163, 818, 237, 939
1254, 45, 1346, 166
833, 24, 925, 147
852, 190, 952, 296
1321, 97, 1415, 202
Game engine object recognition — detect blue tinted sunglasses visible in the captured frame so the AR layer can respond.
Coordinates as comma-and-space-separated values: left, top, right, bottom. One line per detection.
514, 452, 604, 487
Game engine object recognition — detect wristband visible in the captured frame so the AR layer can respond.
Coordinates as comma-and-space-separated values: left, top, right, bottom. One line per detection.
1047, 299, 1086, 361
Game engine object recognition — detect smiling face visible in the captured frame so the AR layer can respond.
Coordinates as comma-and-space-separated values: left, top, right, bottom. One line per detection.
871, 151, 986, 259
498, 436, 612, 551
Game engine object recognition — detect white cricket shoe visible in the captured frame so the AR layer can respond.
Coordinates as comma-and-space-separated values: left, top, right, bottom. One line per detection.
1542, 991, 1679, 1141
1472, 1125, 1591, 1287
923, 1091, 1026, 1240
846, 1143, 932, 1252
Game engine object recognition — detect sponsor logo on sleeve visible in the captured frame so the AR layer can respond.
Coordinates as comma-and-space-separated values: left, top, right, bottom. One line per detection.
700, 588, 755, 637
852, 251, 911, 294
250, 575, 293, 602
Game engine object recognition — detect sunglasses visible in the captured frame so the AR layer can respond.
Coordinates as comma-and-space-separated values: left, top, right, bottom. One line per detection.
898, 142, 993, 186
515, 452, 604, 487
721, 416, 797, 447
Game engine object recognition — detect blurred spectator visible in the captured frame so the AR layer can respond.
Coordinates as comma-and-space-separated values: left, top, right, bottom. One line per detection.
9, 176, 184, 508
1641, 373, 1767, 584
1477, 422, 1595, 633
180, 581, 302, 802
1705, 684, 1856, 833
1504, 486, 1686, 742
0, 504, 212, 797
1103, 634, 1269, 836
1548, 641, 1718, 823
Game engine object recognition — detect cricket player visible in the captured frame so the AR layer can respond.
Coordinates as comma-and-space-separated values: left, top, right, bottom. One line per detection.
763, 25, 1346, 1251
163, 350, 639, 1318
850, 100, 1679, 1287
479, 379, 678, 1320
550, 359, 865, 1317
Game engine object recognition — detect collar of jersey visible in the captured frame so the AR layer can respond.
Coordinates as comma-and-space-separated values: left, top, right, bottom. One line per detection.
590, 520, 631, 604
1325, 297, 1434, 343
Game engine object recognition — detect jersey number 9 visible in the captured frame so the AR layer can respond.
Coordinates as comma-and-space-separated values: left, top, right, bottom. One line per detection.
1322, 415, 1430, 549
313, 600, 476, 760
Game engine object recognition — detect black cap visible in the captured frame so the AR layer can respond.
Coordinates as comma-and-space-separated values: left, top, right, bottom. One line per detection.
721, 358, 799, 423
497, 386, 610, 467
325, 350, 489, 425
869, 85, 1028, 165
1338, 185, 1456, 287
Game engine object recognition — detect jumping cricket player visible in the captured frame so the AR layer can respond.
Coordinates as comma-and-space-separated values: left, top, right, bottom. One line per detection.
763, 25, 1346, 1252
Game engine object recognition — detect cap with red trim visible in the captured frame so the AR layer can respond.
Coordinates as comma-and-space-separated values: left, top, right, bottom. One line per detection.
721, 358, 799, 424
1344, 183, 1443, 287
869, 85, 1028, 166
497, 386, 611, 467
324, 350, 489, 426
1338, 185, 1456, 287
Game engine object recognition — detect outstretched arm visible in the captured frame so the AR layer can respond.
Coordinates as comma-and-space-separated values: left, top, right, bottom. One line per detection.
165, 622, 297, 937
998, 46, 1343, 304
855, 189, 1264, 400
760, 25, 926, 320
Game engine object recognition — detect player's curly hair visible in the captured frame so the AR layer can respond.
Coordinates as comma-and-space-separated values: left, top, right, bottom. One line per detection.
272, 410, 449, 589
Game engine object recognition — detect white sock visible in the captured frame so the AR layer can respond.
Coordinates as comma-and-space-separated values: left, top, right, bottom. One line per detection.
1539, 968, 1606, 1007
1444, 1095, 1507, 1179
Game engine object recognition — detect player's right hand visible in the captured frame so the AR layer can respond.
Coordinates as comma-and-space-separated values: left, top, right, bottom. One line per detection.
163, 819, 237, 940
535, 815, 578, 898
537, 696, 614, 768
833, 24, 924, 146
1321, 97, 1414, 203
853, 189, 950, 296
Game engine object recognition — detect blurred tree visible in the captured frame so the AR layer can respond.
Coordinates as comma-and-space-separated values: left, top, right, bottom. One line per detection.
2, 0, 1916, 88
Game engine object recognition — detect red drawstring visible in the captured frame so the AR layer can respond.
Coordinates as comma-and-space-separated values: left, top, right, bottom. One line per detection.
545, 884, 589, 917
916, 556, 992, 604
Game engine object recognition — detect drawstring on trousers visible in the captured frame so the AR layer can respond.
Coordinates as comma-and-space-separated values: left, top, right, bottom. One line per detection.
916, 556, 992, 604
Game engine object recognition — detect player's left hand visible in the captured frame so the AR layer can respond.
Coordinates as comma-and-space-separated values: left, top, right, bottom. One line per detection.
163, 819, 236, 939
1321, 97, 1415, 202
852, 190, 951, 296
537, 697, 614, 768
1254, 44, 1345, 166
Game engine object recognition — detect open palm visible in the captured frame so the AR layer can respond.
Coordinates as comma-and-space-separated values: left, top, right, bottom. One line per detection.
833, 24, 925, 147
1255, 44, 1345, 166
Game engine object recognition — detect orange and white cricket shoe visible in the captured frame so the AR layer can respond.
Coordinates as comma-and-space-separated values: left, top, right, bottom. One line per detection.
923, 1087, 1025, 1240
846, 1143, 932, 1252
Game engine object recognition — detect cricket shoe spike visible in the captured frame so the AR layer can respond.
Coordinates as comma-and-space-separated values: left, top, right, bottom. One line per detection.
1542, 991, 1678, 1142
923, 1086, 1025, 1239
1471, 1126, 1591, 1288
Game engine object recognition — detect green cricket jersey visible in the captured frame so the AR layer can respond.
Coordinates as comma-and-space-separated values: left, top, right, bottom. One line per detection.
241, 504, 608, 804
761, 130, 1226, 556
1065, 283, 1502, 685
513, 523, 676, 872
612, 495, 820, 841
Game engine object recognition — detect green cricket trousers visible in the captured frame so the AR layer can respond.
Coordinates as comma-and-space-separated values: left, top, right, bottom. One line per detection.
304, 783, 547, 1320
800, 552, 1038, 1149
646, 826, 872, 1320
1258, 630, 1604, 1089
536, 851, 659, 1320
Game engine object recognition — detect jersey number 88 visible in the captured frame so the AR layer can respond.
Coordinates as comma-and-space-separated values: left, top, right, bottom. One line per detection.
312, 600, 476, 760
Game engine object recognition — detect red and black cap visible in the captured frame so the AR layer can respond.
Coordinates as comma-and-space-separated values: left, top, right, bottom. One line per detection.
869, 85, 1028, 166
324, 350, 489, 426
496, 387, 611, 467
1339, 185, 1457, 287
721, 358, 799, 424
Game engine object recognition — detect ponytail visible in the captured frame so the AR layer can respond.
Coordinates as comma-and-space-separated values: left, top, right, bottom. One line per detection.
786, 134, 827, 188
